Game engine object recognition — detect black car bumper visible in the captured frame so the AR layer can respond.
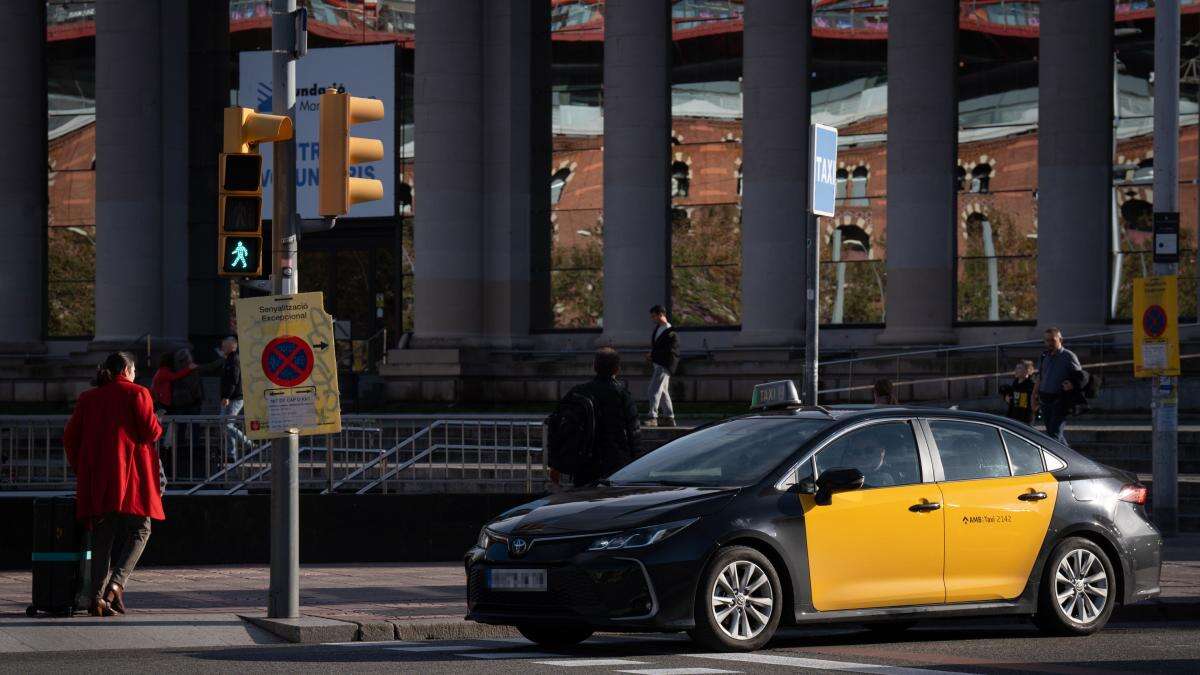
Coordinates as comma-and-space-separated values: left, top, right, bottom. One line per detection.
464, 540, 708, 630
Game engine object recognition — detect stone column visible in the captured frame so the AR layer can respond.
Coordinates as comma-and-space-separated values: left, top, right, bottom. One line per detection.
0, 2, 46, 351
1038, 1, 1113, 332
736, 0, 809, 347
160, 0, 189, 344
877, 0, 958, 345
94, 0, 165, 344
481, 0, 548, 347
414, 0, 485, 344
601, 0, 670, 345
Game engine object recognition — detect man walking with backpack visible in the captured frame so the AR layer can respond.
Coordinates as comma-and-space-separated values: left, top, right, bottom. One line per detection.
646, 305, 679, 427
548, 348, 642, 487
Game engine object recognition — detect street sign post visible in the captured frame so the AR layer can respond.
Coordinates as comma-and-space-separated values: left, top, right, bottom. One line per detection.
804, 123, 838, 405
236, 291, 341, 440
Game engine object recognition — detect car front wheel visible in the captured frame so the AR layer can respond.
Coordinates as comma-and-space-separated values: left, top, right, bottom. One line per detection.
688, 545, 782, 652
1034, 537, 1116, 636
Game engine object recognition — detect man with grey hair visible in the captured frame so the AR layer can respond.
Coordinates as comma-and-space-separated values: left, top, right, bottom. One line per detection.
1037, 327, 1082, 445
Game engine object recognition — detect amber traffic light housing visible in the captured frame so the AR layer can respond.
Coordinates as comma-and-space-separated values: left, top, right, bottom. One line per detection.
218, 107, 293, 278
318, 90, 385, 217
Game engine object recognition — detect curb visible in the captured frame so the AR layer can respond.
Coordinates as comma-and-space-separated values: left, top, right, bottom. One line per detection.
244, 613, 519, 643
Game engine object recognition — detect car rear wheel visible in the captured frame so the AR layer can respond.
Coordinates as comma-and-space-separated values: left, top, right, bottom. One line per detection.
1034, 537, 1115, 636
517, 624, 594, 649
688, 546, 782, 652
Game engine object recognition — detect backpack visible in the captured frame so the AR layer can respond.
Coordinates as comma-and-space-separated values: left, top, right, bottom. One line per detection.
545, 390, 598, 475
171, 373, 203, 409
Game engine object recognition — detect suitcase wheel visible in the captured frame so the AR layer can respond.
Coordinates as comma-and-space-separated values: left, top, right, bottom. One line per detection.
25, 606, 37, 618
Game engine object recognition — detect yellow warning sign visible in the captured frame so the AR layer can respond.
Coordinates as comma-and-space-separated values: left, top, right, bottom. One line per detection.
1133, 275, 1180, 378
235, 291, 341, 439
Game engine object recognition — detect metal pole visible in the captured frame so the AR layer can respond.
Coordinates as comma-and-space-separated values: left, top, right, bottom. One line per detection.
269, 0, 300, 619
1152, 0, 1180, 536
803, 212, 820, 404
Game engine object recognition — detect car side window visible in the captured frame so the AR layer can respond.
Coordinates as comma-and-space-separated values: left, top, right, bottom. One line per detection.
929, 421, 1012, 481
814, 422, 922, 489
1003, 431, 1045, 475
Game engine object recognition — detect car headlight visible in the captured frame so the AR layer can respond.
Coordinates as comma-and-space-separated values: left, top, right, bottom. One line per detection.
587, 518, 698, 551
477, 528, 496, 549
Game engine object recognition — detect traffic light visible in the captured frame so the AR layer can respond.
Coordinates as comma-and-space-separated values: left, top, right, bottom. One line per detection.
218, 106, 293, 278
318, 90, 385, 217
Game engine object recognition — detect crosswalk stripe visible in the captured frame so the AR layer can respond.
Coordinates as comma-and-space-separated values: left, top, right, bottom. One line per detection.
691, 652, 973, 675
460, 651, 558, 659
533, 658, 649, 667
615, 669, 741, 675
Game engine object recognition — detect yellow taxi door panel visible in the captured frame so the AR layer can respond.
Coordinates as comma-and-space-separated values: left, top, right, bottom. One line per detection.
941, 473, 1059, 602
802, 483, 946, 611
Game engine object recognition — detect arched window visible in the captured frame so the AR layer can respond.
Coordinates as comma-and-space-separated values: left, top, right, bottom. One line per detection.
736, 166, 743, 197
671, 161, 690, 198
1132, 158, 1154, 184
849, 166, 869, 206
835, 224, 871, 258
398, 181, 413, 215
550, 168, 570, 205
956, 165, 966, 192
835, 168, 848, 201
1121, 198, 1153, 233
970, 163, 992, 193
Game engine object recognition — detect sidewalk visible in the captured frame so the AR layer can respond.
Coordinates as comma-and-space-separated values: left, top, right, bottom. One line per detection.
0, 538, 1197, 651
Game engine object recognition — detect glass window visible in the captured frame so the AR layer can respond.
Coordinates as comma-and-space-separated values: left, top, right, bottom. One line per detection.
929, 421, 1012, 482
608, 418, 831, 488
1003, 430, 1045, 476
814, 421, 922, 489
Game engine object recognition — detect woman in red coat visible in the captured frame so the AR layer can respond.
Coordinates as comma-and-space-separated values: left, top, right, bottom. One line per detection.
64, 352, 164, 617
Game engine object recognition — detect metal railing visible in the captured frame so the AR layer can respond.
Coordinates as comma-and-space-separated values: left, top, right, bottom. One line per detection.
816, 323, 1200, 405
0, 414, 546, 495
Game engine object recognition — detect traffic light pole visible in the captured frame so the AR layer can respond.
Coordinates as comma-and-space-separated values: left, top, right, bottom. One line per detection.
269, 0, 301, 619
1152, 0, 1180, 536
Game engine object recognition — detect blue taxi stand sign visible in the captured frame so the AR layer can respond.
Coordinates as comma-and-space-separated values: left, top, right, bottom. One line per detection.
809, 123, 838, 217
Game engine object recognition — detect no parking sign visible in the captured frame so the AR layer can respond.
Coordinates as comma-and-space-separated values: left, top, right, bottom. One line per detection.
1133, 276, 1180, 378
235, 291, 341, 439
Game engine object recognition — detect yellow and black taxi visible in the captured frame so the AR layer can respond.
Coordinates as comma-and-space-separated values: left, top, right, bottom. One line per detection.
465, 381, 1163, 652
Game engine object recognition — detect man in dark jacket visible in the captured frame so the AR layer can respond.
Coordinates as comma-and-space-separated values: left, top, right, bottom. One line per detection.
645, 305, 679, 427
217, 337, 248, 458
1037, 327, 1082, 445
563, 348, 642, 487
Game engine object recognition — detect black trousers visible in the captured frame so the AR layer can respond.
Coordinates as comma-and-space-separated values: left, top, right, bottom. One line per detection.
89, 513, 151, 601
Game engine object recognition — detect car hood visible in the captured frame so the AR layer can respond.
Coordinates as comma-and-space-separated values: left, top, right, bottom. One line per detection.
486, 485, 738, 537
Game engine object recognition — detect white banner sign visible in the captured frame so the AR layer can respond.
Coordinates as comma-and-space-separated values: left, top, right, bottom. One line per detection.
238, 44, 395, 219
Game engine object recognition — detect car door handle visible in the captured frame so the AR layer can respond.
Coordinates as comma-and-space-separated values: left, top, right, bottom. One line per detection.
1018, 491, 1048, 501
909, 501, 942, 512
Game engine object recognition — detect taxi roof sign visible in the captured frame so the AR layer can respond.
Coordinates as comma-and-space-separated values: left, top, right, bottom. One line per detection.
750, 380, 801, 411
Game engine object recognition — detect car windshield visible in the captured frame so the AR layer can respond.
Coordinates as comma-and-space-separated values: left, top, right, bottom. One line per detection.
607, 417, 832, 488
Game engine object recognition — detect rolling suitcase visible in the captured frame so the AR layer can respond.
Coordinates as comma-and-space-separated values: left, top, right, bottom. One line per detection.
26, 497, 92, 617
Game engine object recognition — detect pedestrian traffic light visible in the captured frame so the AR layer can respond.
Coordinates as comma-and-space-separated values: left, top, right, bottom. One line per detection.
218, 107, 293, 278
318, 90, 385, 217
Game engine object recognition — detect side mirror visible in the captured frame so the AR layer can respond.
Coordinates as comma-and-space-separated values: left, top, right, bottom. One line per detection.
814, 467, 865, 506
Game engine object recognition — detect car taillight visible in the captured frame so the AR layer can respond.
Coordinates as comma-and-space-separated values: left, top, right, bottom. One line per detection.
1118, 484, 1148, 505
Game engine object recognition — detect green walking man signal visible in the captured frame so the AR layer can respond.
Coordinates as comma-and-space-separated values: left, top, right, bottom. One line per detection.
217, 106, 293, 278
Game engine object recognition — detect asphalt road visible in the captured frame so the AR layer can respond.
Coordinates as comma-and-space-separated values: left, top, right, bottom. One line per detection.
5, 619, 1199, 673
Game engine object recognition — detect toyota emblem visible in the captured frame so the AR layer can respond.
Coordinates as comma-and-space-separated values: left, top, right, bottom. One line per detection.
510, 537, 529, 557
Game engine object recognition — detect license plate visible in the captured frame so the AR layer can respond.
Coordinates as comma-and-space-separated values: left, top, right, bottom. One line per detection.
487, 568, 547, 592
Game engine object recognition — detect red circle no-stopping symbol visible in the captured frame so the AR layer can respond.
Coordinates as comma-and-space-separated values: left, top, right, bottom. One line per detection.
1142, 304, 1169, 339
262, 336, 315, 387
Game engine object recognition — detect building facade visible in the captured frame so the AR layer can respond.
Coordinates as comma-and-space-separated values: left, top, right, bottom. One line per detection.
2, 0, 1199, 401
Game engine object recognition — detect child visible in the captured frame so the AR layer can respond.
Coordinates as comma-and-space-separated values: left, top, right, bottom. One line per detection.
1000, 360, 1036, 424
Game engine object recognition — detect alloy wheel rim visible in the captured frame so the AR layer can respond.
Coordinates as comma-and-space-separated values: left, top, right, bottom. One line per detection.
711, 560, 774, 640
1055, 548, 1108, 624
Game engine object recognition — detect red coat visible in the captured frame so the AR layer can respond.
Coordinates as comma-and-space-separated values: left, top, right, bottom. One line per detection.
64, 375, 165, 521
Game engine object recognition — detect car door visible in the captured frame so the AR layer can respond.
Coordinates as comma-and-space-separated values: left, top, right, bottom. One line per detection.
923, 420, 1059, 603
799, 420, 946, 611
